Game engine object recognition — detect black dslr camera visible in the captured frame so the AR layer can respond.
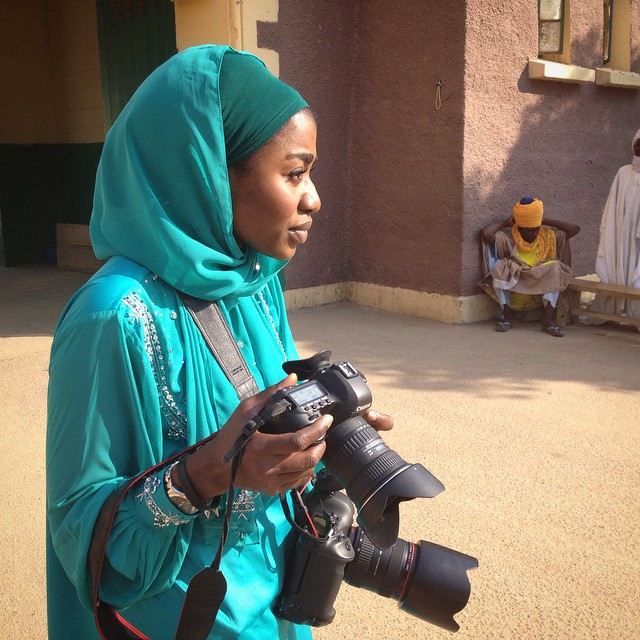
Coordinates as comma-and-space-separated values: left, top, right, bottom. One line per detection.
258, 351, 445, 549
223, 351, 477, 631
277, 473, 478, 631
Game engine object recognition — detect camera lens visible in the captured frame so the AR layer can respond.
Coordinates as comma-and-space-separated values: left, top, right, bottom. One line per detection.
322, 416, 444, 549
344, 528, 478, 632
345, 527, 415, 599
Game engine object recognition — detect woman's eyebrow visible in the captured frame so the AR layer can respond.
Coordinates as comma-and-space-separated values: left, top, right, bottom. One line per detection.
286, 152, 316, 164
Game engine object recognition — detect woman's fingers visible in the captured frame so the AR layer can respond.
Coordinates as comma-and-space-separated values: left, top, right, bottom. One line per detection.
257, 414, 333, 453
235, 415, 332, 493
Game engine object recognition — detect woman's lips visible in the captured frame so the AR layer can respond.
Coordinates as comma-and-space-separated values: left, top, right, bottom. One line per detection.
289, 220, 312, 244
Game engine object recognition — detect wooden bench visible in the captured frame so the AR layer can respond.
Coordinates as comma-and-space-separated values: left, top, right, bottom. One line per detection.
557, 277, 640, 328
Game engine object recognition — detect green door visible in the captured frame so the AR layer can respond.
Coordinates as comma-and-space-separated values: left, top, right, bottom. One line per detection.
96, 0, 177, 129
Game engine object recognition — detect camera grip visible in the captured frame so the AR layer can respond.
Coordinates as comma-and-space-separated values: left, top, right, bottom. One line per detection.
276, 533, 355, 626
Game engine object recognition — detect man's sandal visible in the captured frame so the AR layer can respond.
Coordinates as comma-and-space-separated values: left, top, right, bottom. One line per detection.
542, 324, 564, 337
495, 320, 513, 332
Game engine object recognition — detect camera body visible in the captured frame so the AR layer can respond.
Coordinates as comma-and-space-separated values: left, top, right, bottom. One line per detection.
277, 488, 355, 627
256, 351, 445, 550
223, 351, 477, 633
276, 481, 478, 631
259, 352, 372, 436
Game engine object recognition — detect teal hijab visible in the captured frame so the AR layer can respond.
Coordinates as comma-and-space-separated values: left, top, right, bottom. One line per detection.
90, 45, 308, 304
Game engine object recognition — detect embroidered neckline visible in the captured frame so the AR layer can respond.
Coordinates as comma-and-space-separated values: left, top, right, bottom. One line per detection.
256, 290, 287, 361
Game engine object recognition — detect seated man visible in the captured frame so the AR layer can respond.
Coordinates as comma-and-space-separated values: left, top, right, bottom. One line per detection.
479, 197, 580, 337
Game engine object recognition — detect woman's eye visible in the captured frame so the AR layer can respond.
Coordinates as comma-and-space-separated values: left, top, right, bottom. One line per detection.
288, 169, 306, 181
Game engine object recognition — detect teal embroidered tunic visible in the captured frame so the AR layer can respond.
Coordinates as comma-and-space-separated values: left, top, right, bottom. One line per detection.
46, 45, 312, 640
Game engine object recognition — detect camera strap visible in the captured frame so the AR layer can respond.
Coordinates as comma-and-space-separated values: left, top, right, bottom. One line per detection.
180, 293, 260, 400
89, 293, 260, 640
174, 293, 260, 640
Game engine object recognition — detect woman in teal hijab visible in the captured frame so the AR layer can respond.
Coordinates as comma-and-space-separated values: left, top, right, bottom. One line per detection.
46, 45, 334, 639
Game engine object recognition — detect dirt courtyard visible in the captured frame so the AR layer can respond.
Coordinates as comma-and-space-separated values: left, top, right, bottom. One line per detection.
1, 265, 639, 639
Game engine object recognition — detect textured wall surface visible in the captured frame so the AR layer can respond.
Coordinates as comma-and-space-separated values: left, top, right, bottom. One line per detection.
347, 2, 466, 295
272, 0, 640, 297
260, 2, 358, 289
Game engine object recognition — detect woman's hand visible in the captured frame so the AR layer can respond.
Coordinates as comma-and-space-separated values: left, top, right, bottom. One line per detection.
184, 374, 332, 498
233, 413, 331, 494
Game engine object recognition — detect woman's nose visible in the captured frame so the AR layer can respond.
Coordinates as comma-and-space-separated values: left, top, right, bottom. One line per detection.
301, 181, 321, 214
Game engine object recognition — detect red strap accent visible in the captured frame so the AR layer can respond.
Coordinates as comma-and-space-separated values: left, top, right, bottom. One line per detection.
88, 434, 217, 640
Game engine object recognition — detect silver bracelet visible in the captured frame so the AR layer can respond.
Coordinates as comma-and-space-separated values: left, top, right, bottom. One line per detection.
164, 461, 200, 515
138, 471, 191, 527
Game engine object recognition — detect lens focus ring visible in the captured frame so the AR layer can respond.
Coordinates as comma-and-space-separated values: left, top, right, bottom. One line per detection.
346, 450, 405, 500
345, 528, 376, 588
326, 420, 380, 470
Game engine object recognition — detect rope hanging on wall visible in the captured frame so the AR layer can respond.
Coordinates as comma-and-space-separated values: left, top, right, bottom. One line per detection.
435, 80, 443, 111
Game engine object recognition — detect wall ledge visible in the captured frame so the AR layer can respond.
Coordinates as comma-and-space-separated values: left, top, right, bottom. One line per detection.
528, 58, 595, 84
595, 67, 640, 89
285, 282, 496, 325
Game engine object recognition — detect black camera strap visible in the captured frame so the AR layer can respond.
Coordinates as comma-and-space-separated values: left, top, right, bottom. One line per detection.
90, 293, 260, 640
180, 293, 260, 400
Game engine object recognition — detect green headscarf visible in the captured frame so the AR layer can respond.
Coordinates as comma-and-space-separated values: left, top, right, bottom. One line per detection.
90, 45, 308, 304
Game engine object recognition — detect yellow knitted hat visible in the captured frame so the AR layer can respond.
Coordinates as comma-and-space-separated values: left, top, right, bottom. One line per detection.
513, 197, 543, 227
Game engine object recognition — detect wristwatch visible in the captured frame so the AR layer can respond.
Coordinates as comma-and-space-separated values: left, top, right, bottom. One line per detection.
164, 462, 199, 515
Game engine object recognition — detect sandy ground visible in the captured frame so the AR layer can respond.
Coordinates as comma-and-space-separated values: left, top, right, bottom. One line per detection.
1, 265, 639, 640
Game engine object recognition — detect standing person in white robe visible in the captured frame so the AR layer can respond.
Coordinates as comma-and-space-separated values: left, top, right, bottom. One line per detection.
589, 129, 640, 321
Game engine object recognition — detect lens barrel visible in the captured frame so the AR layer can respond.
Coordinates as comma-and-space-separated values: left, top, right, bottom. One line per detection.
323, 416, 445, 549
346, 527, 415, 599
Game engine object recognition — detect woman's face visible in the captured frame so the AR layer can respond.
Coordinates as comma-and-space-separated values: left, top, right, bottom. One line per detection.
229, 110, 321, 260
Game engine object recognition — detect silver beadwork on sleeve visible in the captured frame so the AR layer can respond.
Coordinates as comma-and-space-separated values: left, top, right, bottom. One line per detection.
137, 473, 191, 527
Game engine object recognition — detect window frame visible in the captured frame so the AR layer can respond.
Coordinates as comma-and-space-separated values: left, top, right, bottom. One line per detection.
538, 0, 566, 56
603, 0, 614, 65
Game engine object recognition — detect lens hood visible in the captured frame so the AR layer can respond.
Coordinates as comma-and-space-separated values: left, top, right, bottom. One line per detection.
356, 464, 445, 549
400, 540, 478, 631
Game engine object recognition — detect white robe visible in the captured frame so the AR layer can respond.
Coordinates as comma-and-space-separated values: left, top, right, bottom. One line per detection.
590, 164, 640, 318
